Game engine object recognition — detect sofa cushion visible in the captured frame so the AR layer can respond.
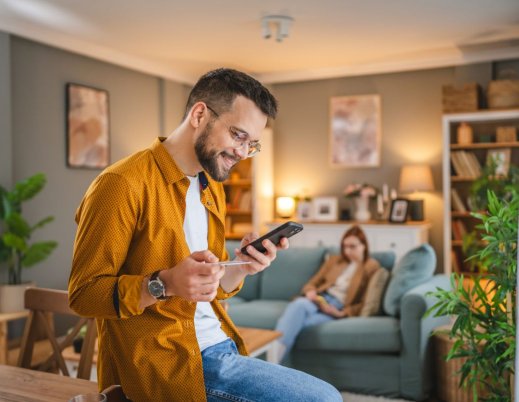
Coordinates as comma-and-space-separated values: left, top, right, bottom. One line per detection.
360, 268, 390, 317
226, 240, 261, 301
260, 247, 327, 300
383, 243, 436, 317
295, 316, 401, 353
227, 300, 289, 329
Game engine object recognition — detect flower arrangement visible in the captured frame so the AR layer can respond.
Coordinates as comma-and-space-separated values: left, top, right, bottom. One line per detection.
343, 183, 377, 198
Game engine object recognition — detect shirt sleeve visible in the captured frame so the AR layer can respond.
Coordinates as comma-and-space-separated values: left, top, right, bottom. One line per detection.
68, 172, 144, 319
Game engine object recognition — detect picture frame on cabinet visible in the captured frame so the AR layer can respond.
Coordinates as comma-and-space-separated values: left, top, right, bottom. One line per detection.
312, 197, 338, 222
329, 95, 381, 168
389, 198, 409, 223
66, 83, 110, 169
296, 200, 314, 222
486, 148, 511, 177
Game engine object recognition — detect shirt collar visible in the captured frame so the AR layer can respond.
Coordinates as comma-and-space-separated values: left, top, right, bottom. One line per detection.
151, 137, 210, 190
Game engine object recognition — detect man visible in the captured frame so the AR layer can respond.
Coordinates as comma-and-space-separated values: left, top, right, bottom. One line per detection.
69, 68, 342, 402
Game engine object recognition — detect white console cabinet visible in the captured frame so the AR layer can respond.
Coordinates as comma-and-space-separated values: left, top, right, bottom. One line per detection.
267, 221, 430, 262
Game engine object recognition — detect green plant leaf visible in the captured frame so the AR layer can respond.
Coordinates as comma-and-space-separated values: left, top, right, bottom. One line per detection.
2, 233, 27, 252
10, 173, 46, 203
22, 241, 58, 267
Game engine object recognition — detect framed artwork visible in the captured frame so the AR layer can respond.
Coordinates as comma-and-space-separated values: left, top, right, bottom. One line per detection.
329, 95, 381, 168
312, 197, 338, 222
389, 198, 409, 223
296, 200, 314, 222
66, 83, 110, 169
487, 148, 511, 177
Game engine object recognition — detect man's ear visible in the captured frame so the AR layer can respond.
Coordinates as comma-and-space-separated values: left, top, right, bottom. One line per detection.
188, 102, 208, 128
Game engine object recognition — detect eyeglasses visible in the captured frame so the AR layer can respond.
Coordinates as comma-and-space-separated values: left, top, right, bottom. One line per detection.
206, 105, 261, 157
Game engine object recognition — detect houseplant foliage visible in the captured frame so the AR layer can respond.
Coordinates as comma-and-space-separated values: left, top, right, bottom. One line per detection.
0, 173, 58, 284
429, 189, 517, 401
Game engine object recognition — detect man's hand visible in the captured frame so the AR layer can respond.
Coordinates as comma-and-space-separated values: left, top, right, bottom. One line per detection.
160, 250, 225, 302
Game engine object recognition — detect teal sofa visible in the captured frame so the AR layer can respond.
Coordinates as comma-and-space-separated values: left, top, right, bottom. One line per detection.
225, 243, 450, 401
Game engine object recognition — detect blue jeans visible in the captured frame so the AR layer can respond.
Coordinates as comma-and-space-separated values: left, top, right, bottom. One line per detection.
275, 293, 344, 359
202, 338, 342, 402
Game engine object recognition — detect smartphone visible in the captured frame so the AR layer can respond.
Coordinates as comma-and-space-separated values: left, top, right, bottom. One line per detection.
240, 221, 304, 256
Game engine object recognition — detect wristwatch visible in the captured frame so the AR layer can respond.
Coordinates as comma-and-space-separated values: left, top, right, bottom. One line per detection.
147, 270, 168, 300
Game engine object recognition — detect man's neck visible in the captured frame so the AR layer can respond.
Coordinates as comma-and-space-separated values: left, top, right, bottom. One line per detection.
162, 124, 201, 177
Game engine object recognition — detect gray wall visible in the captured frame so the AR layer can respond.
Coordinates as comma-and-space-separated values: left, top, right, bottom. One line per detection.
270, 64, 504, 273
0, 31, 12, 189
6, 35, 188, 289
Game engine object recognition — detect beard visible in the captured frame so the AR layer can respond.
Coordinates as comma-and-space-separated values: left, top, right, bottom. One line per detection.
195, 124, 239, 182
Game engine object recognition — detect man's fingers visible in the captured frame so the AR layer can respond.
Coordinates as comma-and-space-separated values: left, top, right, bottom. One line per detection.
191, 250, 218, 263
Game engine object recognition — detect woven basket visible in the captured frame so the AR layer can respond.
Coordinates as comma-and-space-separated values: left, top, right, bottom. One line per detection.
487, 80, 519, 109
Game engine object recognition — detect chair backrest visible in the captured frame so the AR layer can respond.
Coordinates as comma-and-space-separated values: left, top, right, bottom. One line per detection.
17, 287, 97, 380
102, 385, 132, 402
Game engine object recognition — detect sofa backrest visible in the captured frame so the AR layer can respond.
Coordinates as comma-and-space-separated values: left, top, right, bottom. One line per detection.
260, 247, 328, 300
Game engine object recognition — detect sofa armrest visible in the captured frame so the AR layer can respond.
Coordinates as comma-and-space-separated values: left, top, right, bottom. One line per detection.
399, 274, 451, 401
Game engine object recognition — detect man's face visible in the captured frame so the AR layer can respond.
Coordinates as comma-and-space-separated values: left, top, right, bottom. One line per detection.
194, 121, 240, 182
194, 96, 267, 182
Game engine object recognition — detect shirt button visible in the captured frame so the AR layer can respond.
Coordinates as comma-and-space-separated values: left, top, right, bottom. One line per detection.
206, 201, 212, 206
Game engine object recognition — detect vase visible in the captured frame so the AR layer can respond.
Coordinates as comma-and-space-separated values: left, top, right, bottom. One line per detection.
0, 282, 35, 313
354, 196, 371, 222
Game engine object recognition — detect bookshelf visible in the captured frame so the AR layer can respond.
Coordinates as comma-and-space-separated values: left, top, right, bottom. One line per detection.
224, 127, 274, 240
442, 109, 519, 274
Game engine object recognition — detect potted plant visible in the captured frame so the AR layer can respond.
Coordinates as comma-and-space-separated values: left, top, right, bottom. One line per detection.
343, 183, 378, 221
428, 188, 517, 400
0, 173, 58, 312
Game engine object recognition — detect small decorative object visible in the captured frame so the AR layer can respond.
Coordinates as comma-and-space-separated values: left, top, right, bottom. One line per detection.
486, 148, 511, 177
496, 126, 517, 143
0, 173, 58, 312
276, 196, 295, 219
456, 122, 473, 145
344, 183, 377, 222
329, 95, 381, 168
388, 199, 409, 223
66, 83, 110, 169
312, 197, 338, 222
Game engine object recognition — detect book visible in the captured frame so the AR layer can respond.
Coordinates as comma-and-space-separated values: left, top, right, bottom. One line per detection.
451, 250, 461, 273
451, 189, 467, 212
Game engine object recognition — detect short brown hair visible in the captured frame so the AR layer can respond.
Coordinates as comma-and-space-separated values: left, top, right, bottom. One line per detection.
341, 225, 370, 263
184, 68, 278, 120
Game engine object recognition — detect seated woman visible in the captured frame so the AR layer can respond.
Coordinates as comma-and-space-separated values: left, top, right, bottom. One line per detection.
275, 225, 381, 359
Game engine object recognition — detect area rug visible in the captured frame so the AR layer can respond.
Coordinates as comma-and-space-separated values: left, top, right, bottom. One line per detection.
341, 392, 412, 402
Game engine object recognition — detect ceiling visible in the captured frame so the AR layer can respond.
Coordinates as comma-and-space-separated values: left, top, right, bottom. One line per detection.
1, 0, 519, 84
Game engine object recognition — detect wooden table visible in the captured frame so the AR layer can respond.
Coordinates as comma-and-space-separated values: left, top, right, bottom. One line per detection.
0, 364, 98, 401
0, 310, 29, 364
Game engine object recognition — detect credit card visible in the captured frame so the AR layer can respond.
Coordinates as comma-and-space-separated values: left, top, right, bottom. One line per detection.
215, 261, 252, 266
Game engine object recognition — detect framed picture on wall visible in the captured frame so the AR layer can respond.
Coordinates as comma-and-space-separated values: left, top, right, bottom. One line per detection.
329, 95, 381, 168
389, 198, 409, 223
312, 197, 338, 222
66, 83, 110, 169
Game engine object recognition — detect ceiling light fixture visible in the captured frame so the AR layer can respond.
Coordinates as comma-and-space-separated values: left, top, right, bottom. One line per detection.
261, 15, 294, 43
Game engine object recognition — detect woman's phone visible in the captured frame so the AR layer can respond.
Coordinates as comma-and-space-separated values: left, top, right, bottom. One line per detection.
240, 221, 304, 256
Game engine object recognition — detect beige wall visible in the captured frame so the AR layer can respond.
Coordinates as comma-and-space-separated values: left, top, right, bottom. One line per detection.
271, 67, 461, 272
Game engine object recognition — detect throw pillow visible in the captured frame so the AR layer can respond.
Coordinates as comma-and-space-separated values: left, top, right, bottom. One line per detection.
383, 243, 436, 316
360, 268, 390, 317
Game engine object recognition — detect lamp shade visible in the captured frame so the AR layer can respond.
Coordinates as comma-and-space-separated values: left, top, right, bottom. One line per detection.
399, 165, 434, 193
276, 196, 295, 218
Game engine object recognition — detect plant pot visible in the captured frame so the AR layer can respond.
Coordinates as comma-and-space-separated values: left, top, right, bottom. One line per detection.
0, 282, 35, 313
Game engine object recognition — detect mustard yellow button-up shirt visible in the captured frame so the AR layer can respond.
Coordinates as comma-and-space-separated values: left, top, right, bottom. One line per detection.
69, 138, 246, 402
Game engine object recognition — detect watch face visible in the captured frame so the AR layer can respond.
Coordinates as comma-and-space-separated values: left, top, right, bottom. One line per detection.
148, 280, 164, 298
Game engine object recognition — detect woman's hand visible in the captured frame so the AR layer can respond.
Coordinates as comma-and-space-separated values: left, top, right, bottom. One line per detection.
304, 289, 318, 301
318, 302, 343, 318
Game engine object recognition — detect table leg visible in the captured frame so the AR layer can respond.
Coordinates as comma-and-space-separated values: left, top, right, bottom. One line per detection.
266, 341, 281, 364
0, 321, 7, 364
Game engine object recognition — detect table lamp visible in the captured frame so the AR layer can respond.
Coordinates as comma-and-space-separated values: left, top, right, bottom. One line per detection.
399, 165, 434, 221
276, 196, 295, 219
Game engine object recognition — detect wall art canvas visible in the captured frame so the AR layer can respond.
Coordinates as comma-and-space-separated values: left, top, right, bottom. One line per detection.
66, 83, 110, 169
329, 95, 381, 168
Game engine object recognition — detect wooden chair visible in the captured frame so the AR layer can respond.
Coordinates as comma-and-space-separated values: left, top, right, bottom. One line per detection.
102, 385, 132, 402
17, 287, 97, 380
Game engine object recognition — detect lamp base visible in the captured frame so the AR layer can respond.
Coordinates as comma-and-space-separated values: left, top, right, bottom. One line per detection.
408, 199, 424, 221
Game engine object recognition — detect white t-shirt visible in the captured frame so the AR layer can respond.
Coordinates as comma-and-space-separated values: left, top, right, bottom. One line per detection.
184, 174, 228, 351
327, 262, 358, 303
